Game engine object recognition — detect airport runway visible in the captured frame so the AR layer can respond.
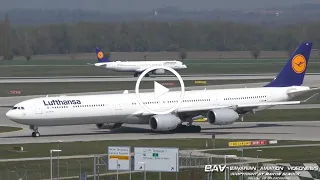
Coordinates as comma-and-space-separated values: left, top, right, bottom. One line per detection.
1, 114, 320, 144
0, 73, 318, 83
0, 75, 275, 83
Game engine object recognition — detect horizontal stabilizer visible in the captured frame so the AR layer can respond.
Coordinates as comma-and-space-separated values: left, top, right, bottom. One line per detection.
301, 93, 319, 103
287, 87, 320, 97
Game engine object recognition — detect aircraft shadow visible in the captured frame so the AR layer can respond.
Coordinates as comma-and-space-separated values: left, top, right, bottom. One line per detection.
1, 123, 298, 138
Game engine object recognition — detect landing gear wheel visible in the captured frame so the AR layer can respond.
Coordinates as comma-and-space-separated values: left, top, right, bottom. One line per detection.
30, 125, 40, 137
145, 74, 150, 77
32, 132, 40, 137
173, 125, 201, 133
193, 125, 202, 132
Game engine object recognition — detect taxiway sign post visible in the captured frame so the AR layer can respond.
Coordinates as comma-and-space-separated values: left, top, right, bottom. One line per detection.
212, 134, 215, 149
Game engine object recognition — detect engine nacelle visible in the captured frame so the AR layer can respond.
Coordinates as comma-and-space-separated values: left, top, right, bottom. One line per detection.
96, 123, 123, 129
152, 69, 165, 74
149, 114, 181, 131
207, 109, 239, 125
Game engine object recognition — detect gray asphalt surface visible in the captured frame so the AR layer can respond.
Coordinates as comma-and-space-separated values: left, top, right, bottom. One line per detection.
0, 75, 274, 83
0, 73, 318, 83
1, 117, 320, 144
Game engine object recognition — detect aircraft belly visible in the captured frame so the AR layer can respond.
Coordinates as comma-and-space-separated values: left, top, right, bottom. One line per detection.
22, 115, 127, 126
125, 115, 149, 124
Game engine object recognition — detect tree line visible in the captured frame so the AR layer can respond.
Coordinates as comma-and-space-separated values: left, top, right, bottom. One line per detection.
0, 14, 320, 60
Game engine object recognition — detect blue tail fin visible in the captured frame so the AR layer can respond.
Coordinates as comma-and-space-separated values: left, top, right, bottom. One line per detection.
95, 47, 111, 63
264, 42, 312, 87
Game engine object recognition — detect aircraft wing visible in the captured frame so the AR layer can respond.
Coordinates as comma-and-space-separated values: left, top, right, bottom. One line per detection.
133, 94, 318, 117
135, 68, 147, 73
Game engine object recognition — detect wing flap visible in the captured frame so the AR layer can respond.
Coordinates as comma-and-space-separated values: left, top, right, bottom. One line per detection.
135, 68, 147, 73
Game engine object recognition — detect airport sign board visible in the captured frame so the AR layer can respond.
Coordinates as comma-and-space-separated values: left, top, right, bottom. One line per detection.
108, 146, 130, 171
134, 147, 179, 172
228, 140, 267, 147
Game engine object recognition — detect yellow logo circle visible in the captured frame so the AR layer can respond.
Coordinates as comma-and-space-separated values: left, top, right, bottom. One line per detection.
291, 54, 306, 74
97, 51, 104, 59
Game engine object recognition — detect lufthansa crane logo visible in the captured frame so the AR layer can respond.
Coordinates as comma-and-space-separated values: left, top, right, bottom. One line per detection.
97, 51, 104, 59
291, 54, 306, 74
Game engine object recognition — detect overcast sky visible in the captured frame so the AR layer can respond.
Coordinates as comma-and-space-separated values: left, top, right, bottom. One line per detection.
0, 0, 318, 12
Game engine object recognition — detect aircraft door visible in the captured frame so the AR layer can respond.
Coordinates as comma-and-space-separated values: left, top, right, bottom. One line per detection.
34, 103, 43, 114
114, 103, 122, 110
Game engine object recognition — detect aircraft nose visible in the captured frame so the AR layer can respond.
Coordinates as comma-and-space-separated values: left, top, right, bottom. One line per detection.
6, 110, 19, 120
182, 65, 187, 68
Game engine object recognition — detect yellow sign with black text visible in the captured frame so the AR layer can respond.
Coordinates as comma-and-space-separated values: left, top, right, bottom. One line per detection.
109, 155, 129, 160
228, 141, 252, 147
195, 81, 207, 84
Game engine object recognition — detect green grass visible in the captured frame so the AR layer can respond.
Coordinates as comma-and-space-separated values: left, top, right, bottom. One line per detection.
244, 109, 320, 122
0, 163, 229, 180
0, 79, 269, 97
0, 61, 319, 77
207, 146, 320, 163
0, 126, 22, 133
0, 139, 315, 159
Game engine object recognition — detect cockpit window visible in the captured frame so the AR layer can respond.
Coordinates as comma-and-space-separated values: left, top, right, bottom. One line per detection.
12, 106, 25, 110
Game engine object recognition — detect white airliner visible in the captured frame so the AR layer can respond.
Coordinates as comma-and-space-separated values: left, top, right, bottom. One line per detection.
90, 47, 187, 77
5, 42, 319, 137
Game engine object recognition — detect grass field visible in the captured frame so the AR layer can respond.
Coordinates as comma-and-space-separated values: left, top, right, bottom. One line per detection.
1, 163, 227, 180
244, 109, 320, 122
0, 139, 317, 180
0, 79, 269, 97
0, 61, 319, 77
207, 146, 320, 163
0, 126, 22, 133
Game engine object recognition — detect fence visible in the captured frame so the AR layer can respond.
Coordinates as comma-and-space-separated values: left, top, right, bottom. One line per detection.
1, 155, 320, 180
0, 154, 216, 180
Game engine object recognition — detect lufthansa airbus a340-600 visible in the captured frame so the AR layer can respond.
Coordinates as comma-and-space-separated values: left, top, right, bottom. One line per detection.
5, 42, 319, 137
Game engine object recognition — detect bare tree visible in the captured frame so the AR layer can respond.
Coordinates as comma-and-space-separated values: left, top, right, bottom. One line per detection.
179, 48, 187, 60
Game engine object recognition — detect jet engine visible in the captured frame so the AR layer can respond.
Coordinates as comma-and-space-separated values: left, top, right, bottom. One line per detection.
149, 114, 181, 131
96, 123, 123, 129
207, 109, 239, 125
152, 69, 165, 75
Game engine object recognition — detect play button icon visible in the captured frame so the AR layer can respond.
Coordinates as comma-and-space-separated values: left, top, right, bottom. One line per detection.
135, 66, 185, 115
154, 81, 169, 99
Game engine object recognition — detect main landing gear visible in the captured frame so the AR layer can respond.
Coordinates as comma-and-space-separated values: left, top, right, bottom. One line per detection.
172, 124, 202, 133
134, 73, 149, 77
30, 125, 40, 137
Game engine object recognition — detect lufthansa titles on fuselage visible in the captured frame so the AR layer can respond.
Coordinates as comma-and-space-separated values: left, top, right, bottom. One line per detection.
163, 62, 176, 65
43, 99, 81, 106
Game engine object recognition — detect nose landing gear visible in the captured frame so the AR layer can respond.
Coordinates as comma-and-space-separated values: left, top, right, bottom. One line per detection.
30, 125, 40, 137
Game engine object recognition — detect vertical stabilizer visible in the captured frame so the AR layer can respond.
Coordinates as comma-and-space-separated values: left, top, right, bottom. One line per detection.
264, 42, 312, 87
